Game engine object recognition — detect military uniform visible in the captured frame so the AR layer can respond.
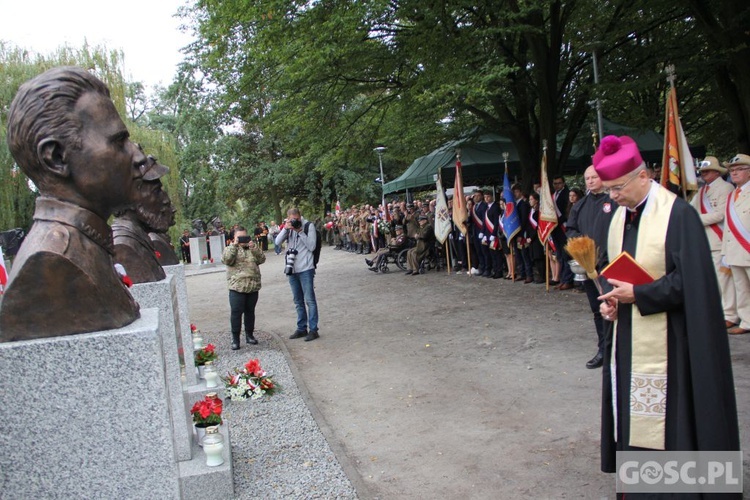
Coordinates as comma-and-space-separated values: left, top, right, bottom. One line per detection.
406, 221, 434, 273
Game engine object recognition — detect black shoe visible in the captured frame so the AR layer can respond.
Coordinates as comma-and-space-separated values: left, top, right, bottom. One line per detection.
405, 270, 413, 275
246, 332, 258, 345
368, 267, 379, 272
365, 258, 373, 267
586, 353, 604, 369
289, 330, 308, 339
305, 330, 319, 342
231, 331, 241, 350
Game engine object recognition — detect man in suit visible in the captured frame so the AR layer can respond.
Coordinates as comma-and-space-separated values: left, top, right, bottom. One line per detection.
722, 153, 750, 335
0, 66, 142, 341
513, 184, 535, 283
689, 156, 737, 331
551, 175, 573, 289
470, 189, 488, 275
484, 190, 502, 278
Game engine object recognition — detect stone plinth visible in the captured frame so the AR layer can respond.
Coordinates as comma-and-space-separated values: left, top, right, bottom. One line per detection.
179, 425, 234, 499
130, 276, 193, 462
162, 263, 198, 387
209, 235, 225, 263
0, 309, 181, 498
189, 236, 208, 265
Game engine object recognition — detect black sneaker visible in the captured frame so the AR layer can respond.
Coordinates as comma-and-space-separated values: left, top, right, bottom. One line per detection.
289, 330, 308, 340
305, 330, 319, 342
246, 333, 259, 345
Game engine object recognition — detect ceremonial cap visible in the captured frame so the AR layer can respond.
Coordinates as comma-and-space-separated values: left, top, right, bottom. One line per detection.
593, 135, 644, 181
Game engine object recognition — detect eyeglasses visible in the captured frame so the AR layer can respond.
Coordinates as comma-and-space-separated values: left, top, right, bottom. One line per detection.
729, 166, 750, 173
605, 173, 640, 193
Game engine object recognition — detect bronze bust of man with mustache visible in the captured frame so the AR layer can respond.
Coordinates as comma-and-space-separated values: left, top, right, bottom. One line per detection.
112, 153, 176, 284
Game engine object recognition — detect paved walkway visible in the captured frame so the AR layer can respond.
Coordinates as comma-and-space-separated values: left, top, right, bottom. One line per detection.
186, 246, 750, 499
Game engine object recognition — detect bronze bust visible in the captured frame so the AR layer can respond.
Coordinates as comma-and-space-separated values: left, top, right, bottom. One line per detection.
112, 154, 176, 283
0, 66, 142, 342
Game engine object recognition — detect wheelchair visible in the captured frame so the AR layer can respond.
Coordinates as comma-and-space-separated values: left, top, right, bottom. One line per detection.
375, 245, 408, 273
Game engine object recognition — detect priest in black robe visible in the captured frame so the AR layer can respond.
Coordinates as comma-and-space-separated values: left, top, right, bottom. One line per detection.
595, 135, 740, 498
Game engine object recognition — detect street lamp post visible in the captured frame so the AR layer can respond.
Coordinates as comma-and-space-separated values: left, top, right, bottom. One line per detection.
374, 146, 386, 203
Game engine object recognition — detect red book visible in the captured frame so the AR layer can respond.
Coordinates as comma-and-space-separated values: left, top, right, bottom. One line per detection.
600, 251, 655, 286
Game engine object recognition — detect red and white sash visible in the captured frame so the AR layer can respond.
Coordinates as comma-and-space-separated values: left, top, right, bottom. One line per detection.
484, 204, 496, 233
472, 204, 484, 230
529, 209, 538, 230
699, 185, 724, 241
726, 192, 750, 253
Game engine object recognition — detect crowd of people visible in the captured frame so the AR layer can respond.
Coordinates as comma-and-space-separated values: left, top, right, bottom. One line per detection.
320, 137, 743, 486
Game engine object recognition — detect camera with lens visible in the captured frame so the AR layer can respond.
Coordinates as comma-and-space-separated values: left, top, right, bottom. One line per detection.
284, 248, 299, 275
237, 235, 252, 244
290, 218, 302, 230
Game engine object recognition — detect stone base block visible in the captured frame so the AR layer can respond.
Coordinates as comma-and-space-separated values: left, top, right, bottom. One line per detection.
163, 263, 198, 387
131, 276, 193, 462
0, 309, 181, 498
179, 424, 234, 499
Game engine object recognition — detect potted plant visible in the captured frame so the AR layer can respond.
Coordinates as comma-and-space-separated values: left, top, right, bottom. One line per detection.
190, 394, 223, 446
194, 343, 218, 378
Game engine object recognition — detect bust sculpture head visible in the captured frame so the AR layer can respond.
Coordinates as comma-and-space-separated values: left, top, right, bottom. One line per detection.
0, 66, 143, 341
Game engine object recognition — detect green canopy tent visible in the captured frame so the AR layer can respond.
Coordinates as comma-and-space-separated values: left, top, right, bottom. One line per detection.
383, 119, 705, 196
383, 132, 522, 195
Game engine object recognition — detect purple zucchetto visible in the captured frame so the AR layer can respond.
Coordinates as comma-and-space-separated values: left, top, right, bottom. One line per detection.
593, 135, 644, 181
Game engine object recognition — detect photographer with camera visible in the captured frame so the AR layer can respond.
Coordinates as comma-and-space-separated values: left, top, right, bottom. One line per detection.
274, 208, 320, 341
221, 226, 266, 350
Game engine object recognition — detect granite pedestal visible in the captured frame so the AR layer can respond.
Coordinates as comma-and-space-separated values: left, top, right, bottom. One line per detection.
189, 236, 208, 264
131, 276, 193, 462
209, 235, 225, 263
0, 309, 181, 498
163, 263, 198, 386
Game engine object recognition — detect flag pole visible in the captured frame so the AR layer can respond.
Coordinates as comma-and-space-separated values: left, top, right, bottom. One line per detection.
456, 149, 473, 276
445, 240, 451, 274
545, 241, 550, 292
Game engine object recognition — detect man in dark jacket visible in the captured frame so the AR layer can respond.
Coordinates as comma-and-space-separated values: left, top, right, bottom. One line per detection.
566, 166, 615, 368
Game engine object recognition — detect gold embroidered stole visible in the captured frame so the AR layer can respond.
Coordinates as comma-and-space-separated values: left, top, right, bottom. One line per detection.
607, 182, 674, 450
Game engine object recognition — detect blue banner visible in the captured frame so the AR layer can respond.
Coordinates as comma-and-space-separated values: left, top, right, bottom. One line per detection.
501, 167, 521, 241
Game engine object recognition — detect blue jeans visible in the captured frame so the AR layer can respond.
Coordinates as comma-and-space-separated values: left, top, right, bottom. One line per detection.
287, 269, 318, 332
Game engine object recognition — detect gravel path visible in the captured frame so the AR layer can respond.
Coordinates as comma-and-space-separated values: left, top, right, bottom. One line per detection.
200, 326, 358, 499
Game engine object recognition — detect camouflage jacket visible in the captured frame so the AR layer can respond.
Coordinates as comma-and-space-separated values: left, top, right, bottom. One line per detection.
221, 244, 266, 293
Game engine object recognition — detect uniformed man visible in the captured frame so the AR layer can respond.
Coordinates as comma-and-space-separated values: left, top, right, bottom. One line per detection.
405, 216, 434, 275
722, 153, 750, 335
689, 156, 737, 330
366, 225, 407, 272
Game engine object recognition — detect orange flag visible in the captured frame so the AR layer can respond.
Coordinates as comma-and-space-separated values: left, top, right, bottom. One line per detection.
661, 86, 698, 197
538, 148, 558, 244
452, 159, 468, 235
